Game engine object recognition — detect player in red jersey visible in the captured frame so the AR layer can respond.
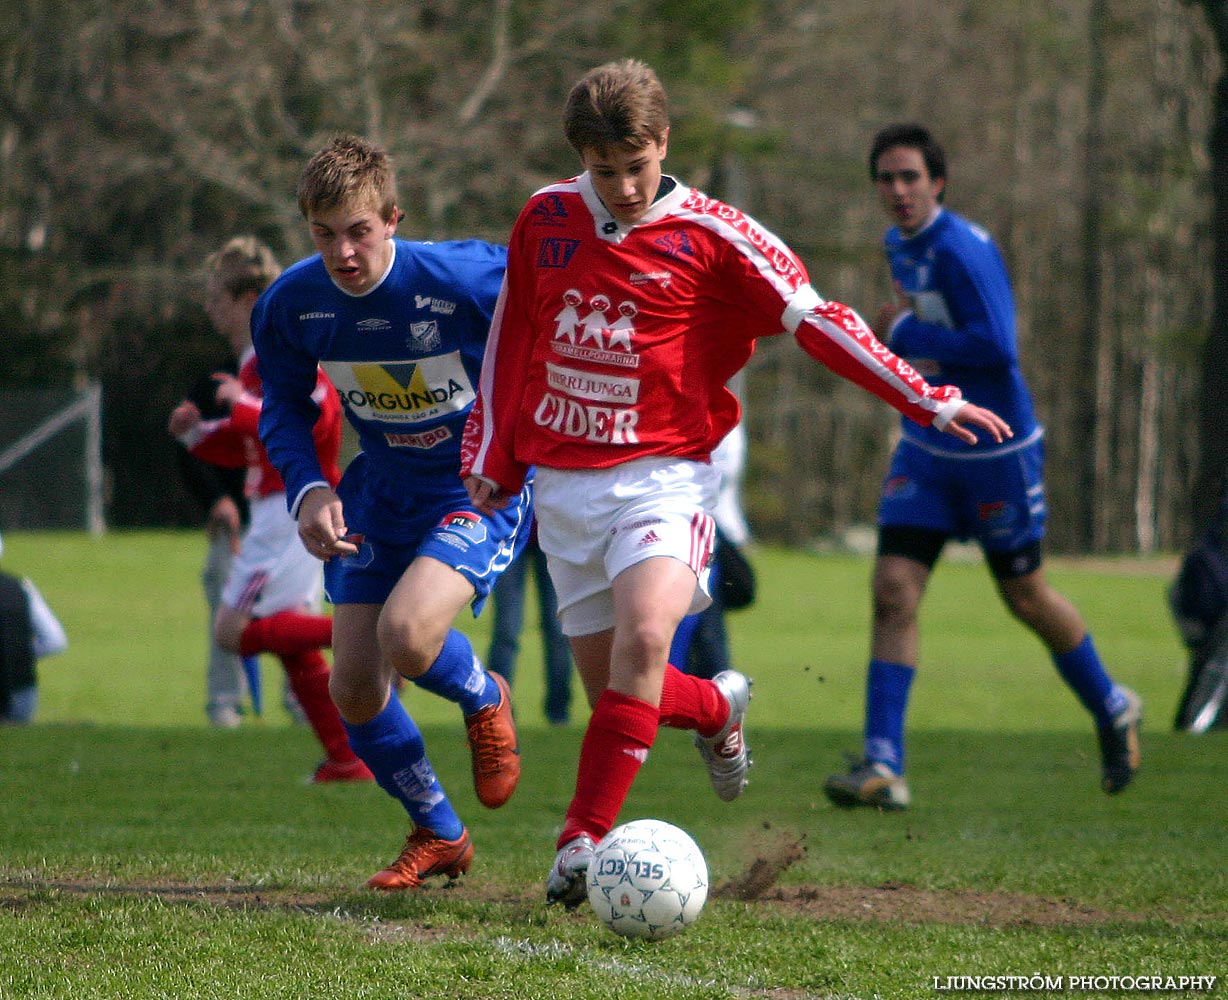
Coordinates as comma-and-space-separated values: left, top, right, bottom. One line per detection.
462, 59, 1012, 907
170, 236, 369, 782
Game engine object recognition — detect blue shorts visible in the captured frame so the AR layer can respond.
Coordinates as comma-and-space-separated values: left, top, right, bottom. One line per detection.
877, 436, 1046, 554
324, 455, 533, 614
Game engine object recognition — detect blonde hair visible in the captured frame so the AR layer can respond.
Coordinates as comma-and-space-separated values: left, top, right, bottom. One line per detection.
563, 59, 669, 156
206, 236, 281, 298
297, 134, 398, 221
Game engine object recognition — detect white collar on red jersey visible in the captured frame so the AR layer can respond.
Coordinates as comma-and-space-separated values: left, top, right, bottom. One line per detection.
577, 172, 690, 243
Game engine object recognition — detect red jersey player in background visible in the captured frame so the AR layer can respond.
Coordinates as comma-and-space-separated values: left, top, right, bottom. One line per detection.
462, 59, 1013, 907
169, 236, 369, 783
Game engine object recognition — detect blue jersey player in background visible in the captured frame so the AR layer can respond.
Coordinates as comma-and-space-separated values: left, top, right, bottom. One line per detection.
254, 135, 532, 889
824, 123, 1141, 810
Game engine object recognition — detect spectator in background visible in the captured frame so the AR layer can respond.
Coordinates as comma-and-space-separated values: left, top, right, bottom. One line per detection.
487, 519, 573, 725
0, 531, 68, 724
175, 351, 251, 728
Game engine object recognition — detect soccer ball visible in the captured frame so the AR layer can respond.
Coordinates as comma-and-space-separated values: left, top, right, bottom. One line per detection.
586, 819, 709, 940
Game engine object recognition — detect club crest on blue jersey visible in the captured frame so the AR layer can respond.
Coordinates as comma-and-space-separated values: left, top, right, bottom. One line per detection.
408, 319, 442, 351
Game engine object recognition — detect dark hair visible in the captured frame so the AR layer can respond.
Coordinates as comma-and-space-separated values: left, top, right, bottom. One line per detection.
869, 123, 947, 195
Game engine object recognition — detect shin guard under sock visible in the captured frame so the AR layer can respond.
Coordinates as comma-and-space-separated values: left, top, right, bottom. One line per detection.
558, 689, 658, 847
1053, 633, 1125, 725
863, 658, 914, 773
342, 697, 463, 839
411, 629, 496, 716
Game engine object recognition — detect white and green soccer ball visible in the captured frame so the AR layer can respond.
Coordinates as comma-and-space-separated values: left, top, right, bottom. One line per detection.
586, 819, 709, 940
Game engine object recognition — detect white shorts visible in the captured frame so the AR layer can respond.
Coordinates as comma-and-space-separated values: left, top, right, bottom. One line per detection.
222, 493, 323, 618
534, 457, 718, 637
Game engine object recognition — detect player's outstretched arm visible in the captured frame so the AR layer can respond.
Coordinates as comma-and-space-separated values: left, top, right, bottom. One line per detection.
940, 402, 1013, 446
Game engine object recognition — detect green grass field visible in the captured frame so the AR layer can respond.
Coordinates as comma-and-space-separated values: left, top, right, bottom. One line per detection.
1, 531, 1225, 1000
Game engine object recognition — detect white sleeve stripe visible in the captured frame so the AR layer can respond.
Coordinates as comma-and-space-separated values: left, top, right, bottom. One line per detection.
804, 309, 946, 414
290, 481, 330, 519
678, 199, 947, 418
676, 201, 807, 327
469, 277, 510, 474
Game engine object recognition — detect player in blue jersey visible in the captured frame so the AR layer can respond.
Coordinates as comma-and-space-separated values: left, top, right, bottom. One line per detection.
254, 134, 532, 889
823, 123, 1142, 810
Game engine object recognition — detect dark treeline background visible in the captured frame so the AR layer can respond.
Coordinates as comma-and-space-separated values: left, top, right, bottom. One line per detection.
0, 0, 1221, 552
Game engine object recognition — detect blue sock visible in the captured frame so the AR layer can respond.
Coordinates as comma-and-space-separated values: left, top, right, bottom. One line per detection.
412, 629, 496, 716
863, 659, 915, 773
1053, 633, 1125, 725
343, 697, 464, 840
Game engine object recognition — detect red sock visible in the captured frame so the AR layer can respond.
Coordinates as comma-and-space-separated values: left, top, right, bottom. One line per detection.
280, 650, 357, 763
558, 689, 658, 848
239, 610, 332, 658
657, 663, 729, 737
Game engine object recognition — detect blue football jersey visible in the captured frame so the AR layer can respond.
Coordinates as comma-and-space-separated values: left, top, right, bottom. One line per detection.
883, 209, 1040, 456
254, 238, 507, 517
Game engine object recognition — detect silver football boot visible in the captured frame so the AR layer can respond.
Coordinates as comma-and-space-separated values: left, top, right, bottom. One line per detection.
693, 670, 752, 802
545, 833, 596, 909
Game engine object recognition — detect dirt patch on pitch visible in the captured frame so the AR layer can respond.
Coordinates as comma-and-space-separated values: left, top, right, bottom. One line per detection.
759, 882, 1142, 928
708, 828, 1143, 928
0, 867, 1152, 931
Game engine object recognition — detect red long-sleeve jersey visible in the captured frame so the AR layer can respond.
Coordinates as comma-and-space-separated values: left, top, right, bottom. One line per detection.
461, 174, 964, 493
185, 349, 342, 499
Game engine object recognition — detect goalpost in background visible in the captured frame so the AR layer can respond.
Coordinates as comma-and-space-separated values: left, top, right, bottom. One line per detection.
0, 383, 105, 535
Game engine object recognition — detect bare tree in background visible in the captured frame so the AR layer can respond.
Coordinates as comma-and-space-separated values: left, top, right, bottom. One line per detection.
1184, 0, 1228, 528
0, 0, 1217, 547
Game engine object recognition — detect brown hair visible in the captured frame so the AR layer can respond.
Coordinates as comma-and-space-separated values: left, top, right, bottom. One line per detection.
563, 59, 669, 156
206, 236, 281, 298
296, 134, 398, 221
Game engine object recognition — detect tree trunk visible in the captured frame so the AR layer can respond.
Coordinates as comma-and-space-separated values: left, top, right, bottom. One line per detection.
1194, 1, 1228, 527
1083, 0, 1110, 551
